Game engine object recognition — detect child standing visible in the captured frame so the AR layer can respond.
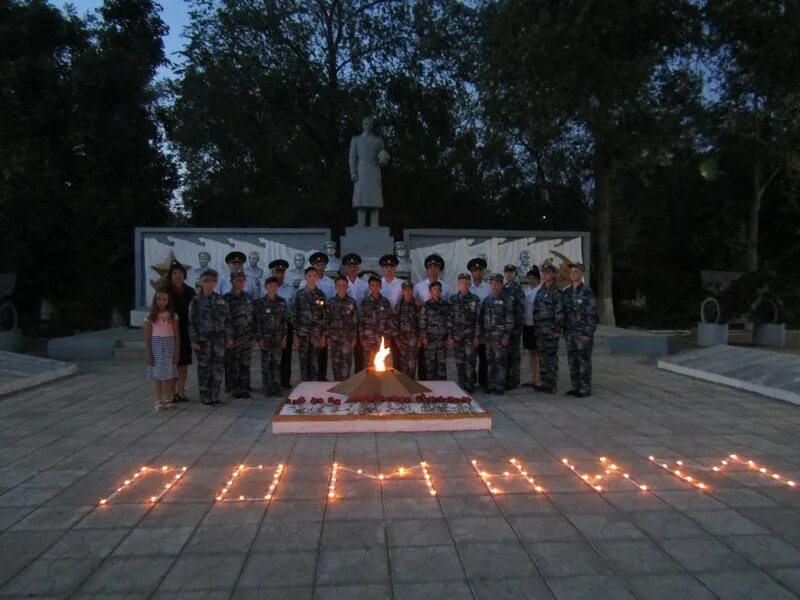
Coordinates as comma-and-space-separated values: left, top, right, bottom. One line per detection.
420, 281, 450, 380
292, 267, 327, 381
144, 287, 179, 411
449, 273, 480, 392
188, 269, 233, 405
255, 276, 289, 396
223, 270, 255, 398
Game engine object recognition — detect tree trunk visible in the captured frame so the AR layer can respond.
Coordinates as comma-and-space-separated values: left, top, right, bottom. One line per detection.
747, 158, 761, 272
595, 137, 616, 326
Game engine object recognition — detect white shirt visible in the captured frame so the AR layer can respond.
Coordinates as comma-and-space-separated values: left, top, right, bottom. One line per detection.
299, 275, 336, 299
524, 284, 541, 326
381, 276, 404, 309
470, 279, 491, 302
414, 278, 453, 304
346, 276, 369, 303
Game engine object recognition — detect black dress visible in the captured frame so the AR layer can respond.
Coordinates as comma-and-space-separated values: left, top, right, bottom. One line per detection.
171, 283, 196, 366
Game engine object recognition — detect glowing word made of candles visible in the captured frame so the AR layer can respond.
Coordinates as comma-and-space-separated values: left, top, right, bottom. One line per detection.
648, 456, 708, 490
711, 454, 797, 489
509, 458, 546, 494
98, 465, 188, 506
560, 457, 605, 492
598, 456, 649, 491
326, 462, 437, 500
215, 464, 286, 502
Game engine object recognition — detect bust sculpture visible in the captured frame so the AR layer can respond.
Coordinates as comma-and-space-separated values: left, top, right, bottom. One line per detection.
394, 241, 412, 279
349, 115, 389, 227
323, 240, 341, 277
287, 251, 307, 288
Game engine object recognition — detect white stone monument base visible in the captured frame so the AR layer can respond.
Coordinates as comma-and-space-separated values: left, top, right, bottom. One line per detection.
273, 381, 491, 434
697, 322, 728, 347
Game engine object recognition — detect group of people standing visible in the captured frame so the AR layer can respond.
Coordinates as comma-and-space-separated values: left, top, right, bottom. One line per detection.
143, 247, 597, 410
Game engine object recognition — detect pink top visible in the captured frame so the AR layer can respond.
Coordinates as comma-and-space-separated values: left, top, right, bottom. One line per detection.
147, 311, 177, 337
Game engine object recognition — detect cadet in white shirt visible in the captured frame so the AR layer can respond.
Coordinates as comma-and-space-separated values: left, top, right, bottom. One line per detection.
299, 251, 336, 299
413, 254, 452, 304
379, 254, 404, 309
523, 266, 542, 387
468, 256, 490, 388
218, 251, 260, 297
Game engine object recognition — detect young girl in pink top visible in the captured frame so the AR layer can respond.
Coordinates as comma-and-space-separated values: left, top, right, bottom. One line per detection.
145, 287, 180, 411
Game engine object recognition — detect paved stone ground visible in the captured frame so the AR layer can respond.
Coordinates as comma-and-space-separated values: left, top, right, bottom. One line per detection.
1, 349, 800, 599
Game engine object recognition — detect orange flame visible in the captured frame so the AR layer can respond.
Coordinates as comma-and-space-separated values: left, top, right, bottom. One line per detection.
374, 336, 390, 372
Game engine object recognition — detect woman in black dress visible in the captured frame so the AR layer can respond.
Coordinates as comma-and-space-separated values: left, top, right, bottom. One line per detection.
167, 260, 196, 403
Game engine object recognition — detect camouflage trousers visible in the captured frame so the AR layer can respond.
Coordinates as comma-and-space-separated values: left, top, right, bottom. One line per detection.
485, 338, 508, 393
395, 338, 419, 379
423, 339, 448, 381
224, 335, 252, 394
535, 329, 560, 391
296, 334, 322, 381
453, 339, 476, 389
505, 332, 521, 388
260, 342, 282, 395
196, 333, 226, 402
329, 337, 355, 381
565, 332, 593, 394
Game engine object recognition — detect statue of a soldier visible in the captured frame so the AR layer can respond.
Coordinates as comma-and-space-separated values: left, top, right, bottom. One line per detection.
349, 116, 390, 227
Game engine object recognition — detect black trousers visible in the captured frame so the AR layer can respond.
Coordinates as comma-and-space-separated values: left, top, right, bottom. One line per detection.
477, 343, 487, 386
280, 323, 293, 387
354, 340, 364, 373
319, 346, 328, 380
417, 346, 427, 380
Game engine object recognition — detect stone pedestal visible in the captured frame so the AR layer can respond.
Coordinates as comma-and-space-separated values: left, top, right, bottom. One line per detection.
130, 309, 147, 328
753, 323, 786, 347
697, 322, 728, 347
340, 226, 394, 271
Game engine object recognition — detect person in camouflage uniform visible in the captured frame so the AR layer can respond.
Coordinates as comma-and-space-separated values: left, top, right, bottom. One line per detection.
292, 267, 328, 381
188, 269, 233, 405
255, 276, 288, 396
359, 275, 393, 368
420, 281, 450, 380
503, 265, 526, 390
394, 281, 420, 378
223, 270, 256, 398
327, 276, 359, 380
480, 274, 514, 394
562, 262, 598, 397
532, 263, 564, 394
449, 273, 480, 392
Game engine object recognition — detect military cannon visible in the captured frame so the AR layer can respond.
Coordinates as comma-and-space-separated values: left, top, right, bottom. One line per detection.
0, 273, 18, 331
699, 270, 783, 325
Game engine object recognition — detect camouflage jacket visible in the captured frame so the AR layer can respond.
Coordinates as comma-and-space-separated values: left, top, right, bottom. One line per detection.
292, 287, 327, 337
449, 292, 480, 342
254, 295, 288, 345
479, 293, 514, 342
327, 294, 359, 343
223, 290, 255, 339
420, 299, 450, 342
562, 283, 598, 336
395, 298, 420, 341
188, 292, 232, 342
532, 282, 564, 333
358, 294, 393, 343
503, 281, 526, 334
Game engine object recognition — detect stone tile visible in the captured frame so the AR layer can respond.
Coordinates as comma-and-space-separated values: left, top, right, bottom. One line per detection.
545, 492, 618, 514
458, 542, 538, 580
314, 584, 392, 599
320, 520, 386, 550
43, 528, 130, 559
0, 485, 63, 507
390, 545, 465, 582
712, 488, 779, 509
770, 567, 800, 595
232, 586, 313, 599
493, 493, 557, 516
472, 576, 555, 599
546, 574, 635, 600
439, 495, 501, 518
509, 515, 582, 542
628, 510, 707, 540
237, 551, 317, 588
656, 491, 727, 512
387, 518, 453, 547
448, 516, 517, 544
159, 553, 246, 591
75, 504, 151, 529
255, 520, 323, 551
698, 570, 797, 599
594, 540, 684, 575
383, 497, 444, 520
316, 548, 389, 585
625, 574, 716, 600
262, 499, 326, 522
723, 535, 800, 569
686, 509, 770, 536
9, 503, 93, 530
525, 541, 611, 577
0, 506, 33, 531
661, 537, 752, 573
113, 526, 195, 556
601, 491, 672, 513
184, 523, 259, 554
139, 502, 210, 529
567, 513, 646, 541
1, 557, 101, 596
434, 477, 492, 496
152, 592, 230, 599
200, 502, 266, 527
80, 556, 176, 593
324, 498, 384, 521
393, 581, 473, 600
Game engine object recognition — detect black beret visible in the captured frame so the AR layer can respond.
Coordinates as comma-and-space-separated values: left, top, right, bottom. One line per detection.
264, 276, 279, 286
225, 251, 246, 264
527, 266, 541, 279
467, 257, 487, 271
342, 253, 362, 266
424, 254, 445, 269
401, 281, 413, 289
269, 259, 289, 270
489, 273, 504, 283
568, 262, 585, 271
368, 275, 381, 284
230, 269, 245, 280
457, 272, 471, 281
503, 264, 517, 272
379, 254, 399, 267
541, 264, 557, 274
309, 251, 329, 265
